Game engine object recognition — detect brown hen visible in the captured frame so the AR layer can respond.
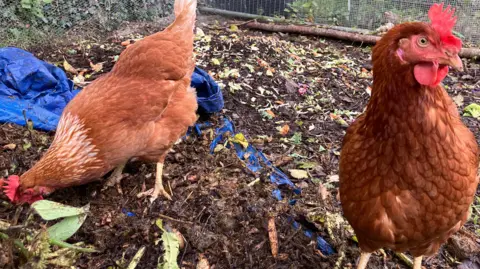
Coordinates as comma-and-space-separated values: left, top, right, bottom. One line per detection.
339, 3, 479, 269
4, 0, 198, 204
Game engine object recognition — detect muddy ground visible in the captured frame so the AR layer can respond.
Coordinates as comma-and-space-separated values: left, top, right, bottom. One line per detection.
1, 16, 479, 269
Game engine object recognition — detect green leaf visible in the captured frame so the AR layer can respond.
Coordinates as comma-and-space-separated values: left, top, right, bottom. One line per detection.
463, 103, 480, 119
47, 213, 88, 241
157, 230, 180, 269
32, 200, 89, 220
290, 132, 302, 145
297, 161, 317, 169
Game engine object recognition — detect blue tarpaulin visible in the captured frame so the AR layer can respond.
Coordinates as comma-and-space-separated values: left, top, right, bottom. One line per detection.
0, 47, 223, 131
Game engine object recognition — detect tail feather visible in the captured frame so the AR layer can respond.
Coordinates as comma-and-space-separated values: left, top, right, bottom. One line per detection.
170, 0, 197, 33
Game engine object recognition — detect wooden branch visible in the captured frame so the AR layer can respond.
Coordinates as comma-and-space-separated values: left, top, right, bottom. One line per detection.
244, 22, 480, 59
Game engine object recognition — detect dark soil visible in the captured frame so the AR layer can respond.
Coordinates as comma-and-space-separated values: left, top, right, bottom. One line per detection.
1, 17, 479, 269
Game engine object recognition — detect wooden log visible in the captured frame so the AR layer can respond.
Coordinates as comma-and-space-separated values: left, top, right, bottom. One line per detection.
244, 21, 480, 59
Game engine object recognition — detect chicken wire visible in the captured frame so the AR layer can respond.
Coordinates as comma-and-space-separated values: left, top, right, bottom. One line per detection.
0, 0, 173, 47
0, 1, 479, 47
204, 0, 480, 45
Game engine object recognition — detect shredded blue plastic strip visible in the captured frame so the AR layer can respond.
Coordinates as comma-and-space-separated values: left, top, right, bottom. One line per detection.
207, 116, 335, 255
287, 217, 335, 255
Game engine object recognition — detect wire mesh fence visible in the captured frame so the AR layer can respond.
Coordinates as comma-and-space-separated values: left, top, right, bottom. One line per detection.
0, 0, 173, 47
204, 0, 480, 45
0, 0, 479, 47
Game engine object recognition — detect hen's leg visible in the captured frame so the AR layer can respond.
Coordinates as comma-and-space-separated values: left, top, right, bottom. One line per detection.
413, 256, 423, 269
357, 252, 371, 269
102, 162, 126, 194
137, 162, 172, 202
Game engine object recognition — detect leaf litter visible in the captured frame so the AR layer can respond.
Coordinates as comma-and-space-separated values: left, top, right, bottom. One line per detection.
0, 16, 479, 269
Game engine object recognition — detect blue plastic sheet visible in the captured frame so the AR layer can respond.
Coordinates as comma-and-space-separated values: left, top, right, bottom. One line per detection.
0, 47, 79, 131
0, 47, 224, 131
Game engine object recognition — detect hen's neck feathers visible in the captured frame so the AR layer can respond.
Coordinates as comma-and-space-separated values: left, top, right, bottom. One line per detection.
363, 23, 453, 136
20, 112, 102, 189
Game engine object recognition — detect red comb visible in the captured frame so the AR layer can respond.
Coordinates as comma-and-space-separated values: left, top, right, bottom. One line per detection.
3, 176, 19, 202
428, 3, 462, 49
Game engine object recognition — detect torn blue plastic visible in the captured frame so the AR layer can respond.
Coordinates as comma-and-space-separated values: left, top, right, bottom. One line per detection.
272, 189, 283, 200
0, 47, 224, 131
209, 117, 301, 193
317, 236, 335, 255
121, 208, 135, 217
288, 217, 335, 255
185, 121, 213, 138
206, 117, 334, 255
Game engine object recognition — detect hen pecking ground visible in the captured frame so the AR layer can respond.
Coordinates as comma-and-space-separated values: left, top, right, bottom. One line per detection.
0, 17, 479, 269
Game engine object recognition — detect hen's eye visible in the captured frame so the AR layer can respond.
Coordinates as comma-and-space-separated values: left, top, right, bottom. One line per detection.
417, 37, 429, 47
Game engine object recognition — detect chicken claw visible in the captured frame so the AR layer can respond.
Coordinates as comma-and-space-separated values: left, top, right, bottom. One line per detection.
137, 162, 172, 203
102, 163, 126, 194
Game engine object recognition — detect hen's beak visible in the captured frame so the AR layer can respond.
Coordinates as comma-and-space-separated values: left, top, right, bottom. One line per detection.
439, 52, 463, 72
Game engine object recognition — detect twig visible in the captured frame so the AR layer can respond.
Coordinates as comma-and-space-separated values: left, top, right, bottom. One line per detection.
247, 178, 261, 187
158, 214, 193, 225
281, 230, 300, 252
395, 252, 414, 268
49, 238, 98, 253
267, 215, 278, 258
22, 110, 35, 145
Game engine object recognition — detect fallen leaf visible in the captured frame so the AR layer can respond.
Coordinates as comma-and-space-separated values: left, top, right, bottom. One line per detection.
229, 24, 239, 32
328, 175, 339, 182
73, 74, 86, 86
196, 253, 210, 269
211, 58, 221, 66
2, 144, 16, 150
121, 40, 132, 46
89, 61, 103, 72
196, 28, 205, 37
230, 133, 249, 149
63, 58, 78, 74
464, 103, 480, 119
318, 183, 330, 201
289, 169, 309, 179
330, 113, 349, 127
365, 86, 372, 96
278, 124, 290, 136
453, 94, 464, 107
297, 161, 317, 169
265, 110, 275, 118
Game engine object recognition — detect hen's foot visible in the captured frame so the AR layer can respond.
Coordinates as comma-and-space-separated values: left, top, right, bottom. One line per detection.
137, 162, 172, 203
356, 252, 371, 269
137, 186, 172, 203
102, 163, 126, 194
413, 256, 423, 269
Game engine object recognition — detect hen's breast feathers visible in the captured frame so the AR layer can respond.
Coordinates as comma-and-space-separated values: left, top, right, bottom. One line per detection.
339, 87, 478, 255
